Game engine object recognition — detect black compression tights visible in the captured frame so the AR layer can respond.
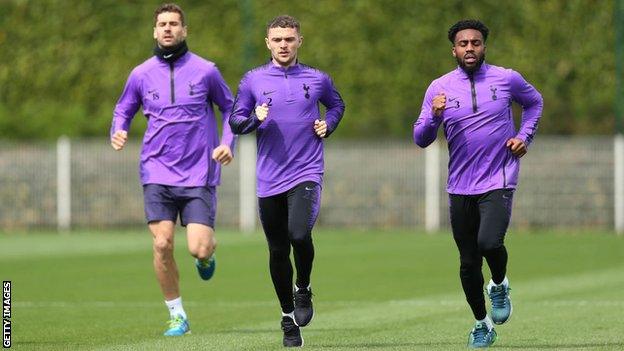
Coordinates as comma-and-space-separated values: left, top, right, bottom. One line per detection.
449, 189, 513, 320
258, 181, 321, 313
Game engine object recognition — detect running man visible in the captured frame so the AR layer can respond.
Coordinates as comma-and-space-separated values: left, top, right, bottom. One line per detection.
229, 15, 345, 347
413, 19, 543, 348
111, 3, 235, 336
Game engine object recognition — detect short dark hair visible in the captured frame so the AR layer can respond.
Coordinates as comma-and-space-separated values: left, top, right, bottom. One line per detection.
448, 19, 489, 44
266, 15, 300, 34
154, 3, 186, 26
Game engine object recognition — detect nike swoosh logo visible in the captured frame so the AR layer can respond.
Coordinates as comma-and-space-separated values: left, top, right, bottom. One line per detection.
164, 53, 173, 58
448, 97, 458, 102
305, 186, 314, 191
262, 90, 276, 96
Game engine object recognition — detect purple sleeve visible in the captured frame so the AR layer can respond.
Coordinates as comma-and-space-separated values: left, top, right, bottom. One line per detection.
207, 66, 237, 150
229, 73, 262, 135
111, 71, 141, 137
508, 70, 543, 146
319, 74, 345, 137
413, 82, 443, 148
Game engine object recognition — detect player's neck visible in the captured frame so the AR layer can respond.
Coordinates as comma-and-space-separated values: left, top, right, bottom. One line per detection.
459, 61, 487, 76
271, 57, 298, 69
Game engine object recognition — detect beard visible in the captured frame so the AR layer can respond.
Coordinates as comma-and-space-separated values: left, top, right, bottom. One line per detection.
456, 53, 485, 74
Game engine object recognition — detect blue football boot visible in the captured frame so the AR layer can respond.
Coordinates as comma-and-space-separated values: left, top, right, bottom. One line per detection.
164, 315, 190, 336
467, 321, 497, 348
487, 279, 512, 325
195, 254, 216, 281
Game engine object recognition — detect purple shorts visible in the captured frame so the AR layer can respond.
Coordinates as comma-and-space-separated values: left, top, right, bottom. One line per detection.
143, 184, 217, 227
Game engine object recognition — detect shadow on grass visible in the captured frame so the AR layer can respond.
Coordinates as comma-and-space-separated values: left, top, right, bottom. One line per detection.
315, 341, 457, 349
218, 327, 368, 334
500, 341, 624, 349
216, 328, 275, 334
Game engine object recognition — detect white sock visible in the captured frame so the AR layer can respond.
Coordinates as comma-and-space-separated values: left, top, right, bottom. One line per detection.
477, 316, 494, 331
487, 276, 509, 291
295, 283, 311, 292
165, 296, 187, 319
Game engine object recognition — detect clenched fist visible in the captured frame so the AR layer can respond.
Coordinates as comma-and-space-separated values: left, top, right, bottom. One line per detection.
432, 92, 446, 117
212, 145, 233, 165
314, 119, 327, 138
255, 103, 269, 122
111, 130, 128, 151
506, 138, 527, 158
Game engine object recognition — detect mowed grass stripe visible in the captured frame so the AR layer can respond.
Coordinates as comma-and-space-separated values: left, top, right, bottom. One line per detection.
58, 266, 624, 351
0, 230, 265, 261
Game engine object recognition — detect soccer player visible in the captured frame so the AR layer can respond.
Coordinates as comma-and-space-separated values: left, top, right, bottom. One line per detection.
229, 15, 345, 347
110, 3, 235, 336
413, 20, 543, 348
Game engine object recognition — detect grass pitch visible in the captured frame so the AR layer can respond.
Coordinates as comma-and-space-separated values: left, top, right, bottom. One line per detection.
1, 229, 623, 350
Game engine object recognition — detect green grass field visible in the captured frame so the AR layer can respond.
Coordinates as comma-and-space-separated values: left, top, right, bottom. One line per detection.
1, 229, 623, 350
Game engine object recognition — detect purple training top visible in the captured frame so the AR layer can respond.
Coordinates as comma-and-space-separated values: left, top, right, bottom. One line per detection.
413, 63, 543, 195
112, 52, 235, 187
229, 62, 345, 197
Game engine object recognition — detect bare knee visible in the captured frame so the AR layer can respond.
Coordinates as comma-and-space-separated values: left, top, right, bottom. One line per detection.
190, 240, 216, 260
149, 221, 175, 257
153, 236, 174, 257
187, 224, 217, 259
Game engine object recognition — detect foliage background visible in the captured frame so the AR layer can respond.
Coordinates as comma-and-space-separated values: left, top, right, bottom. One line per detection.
0, 0, 616, 139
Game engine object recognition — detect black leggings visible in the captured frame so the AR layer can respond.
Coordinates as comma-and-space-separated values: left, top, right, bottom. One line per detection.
449, 189, 513, 320
258, 181, 321, 313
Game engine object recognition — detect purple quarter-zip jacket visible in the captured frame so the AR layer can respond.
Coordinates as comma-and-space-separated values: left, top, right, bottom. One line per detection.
112, 52, 235, 187
413, 63, 543, 195
229, 62, 345, 197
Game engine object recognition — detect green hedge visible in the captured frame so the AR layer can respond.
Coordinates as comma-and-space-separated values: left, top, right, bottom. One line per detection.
0, 0, 616, 139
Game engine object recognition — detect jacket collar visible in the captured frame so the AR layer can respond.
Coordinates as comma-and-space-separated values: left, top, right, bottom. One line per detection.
455, 62, 489, 79
267, 59, 302, 74
155, 51, 191, 66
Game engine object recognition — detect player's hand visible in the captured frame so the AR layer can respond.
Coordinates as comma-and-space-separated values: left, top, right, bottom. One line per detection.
506, 138, 527, 158
212, 145, 233, 166
314, 119, 327, 138
111, 130, 128, 151
432, 92, 446, 117
255, 103, 269, 122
